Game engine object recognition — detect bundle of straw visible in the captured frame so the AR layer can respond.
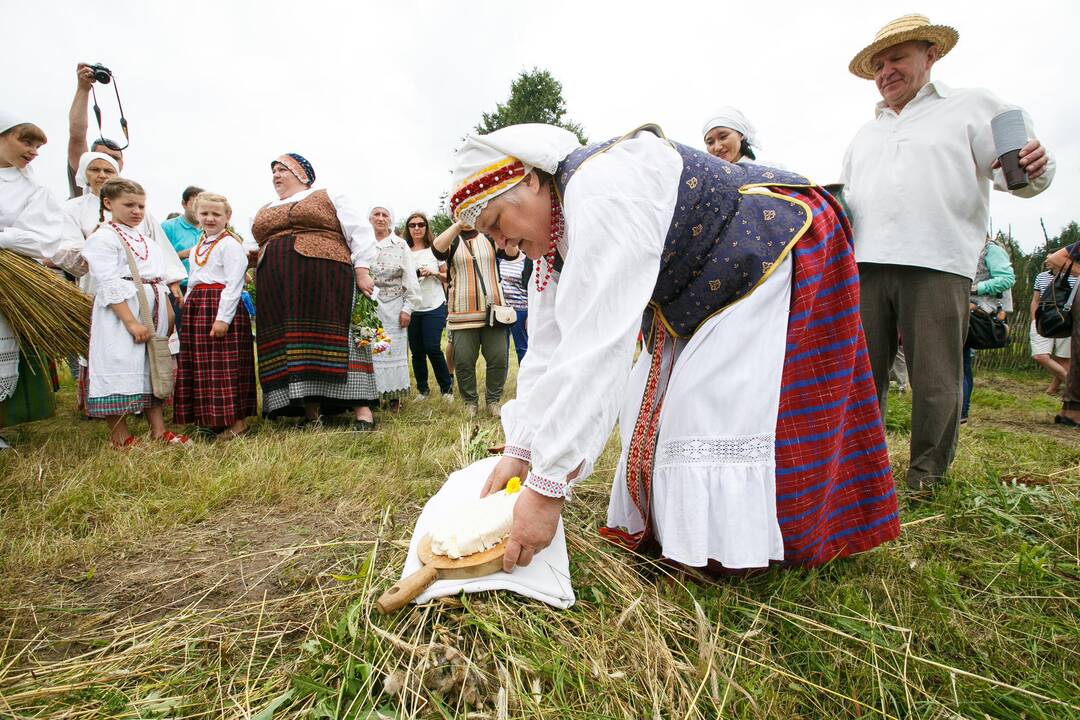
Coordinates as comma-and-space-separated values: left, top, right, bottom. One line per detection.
0, 250, 92, 359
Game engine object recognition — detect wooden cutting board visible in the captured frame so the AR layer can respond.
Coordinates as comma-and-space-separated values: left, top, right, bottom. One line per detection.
375, 534, 508, 613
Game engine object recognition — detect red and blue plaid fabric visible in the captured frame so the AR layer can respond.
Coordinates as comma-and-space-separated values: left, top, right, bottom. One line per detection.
772, 187, 899, 566
174, 284, 257, 429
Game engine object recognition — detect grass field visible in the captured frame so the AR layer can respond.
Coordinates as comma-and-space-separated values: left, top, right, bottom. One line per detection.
0, 365, 1077, 719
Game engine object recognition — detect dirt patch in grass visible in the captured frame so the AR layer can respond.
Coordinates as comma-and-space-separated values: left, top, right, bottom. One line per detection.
2, 504, 377, 661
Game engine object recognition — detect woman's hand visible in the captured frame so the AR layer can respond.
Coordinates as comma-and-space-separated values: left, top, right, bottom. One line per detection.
125, 320, 152, 344
210, 320, 229, 338
481, 456, 530, 497
355, 267, 375, 297
503, 488, 564, 573
399, 311, 411, 328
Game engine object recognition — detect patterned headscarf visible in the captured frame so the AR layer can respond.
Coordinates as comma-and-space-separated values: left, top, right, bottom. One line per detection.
449, 124, 583, 226
272, 153, 315, 186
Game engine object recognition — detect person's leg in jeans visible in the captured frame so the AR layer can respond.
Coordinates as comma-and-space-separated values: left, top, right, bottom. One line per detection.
424, 303, 453, 395
896, 266, 970, 489
509, 309, 528, 363
961, 346, 974, 421
480, 324, 509, 406
858, 263, 900, 419
453, 327, 481, 406
408, 309, 430, 396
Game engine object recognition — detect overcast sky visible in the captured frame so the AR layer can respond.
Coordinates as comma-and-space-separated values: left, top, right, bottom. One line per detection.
10, 1, 1078, 250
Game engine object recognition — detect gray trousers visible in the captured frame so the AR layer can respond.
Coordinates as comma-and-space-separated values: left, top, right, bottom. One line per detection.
452, 325, 508, 406
858, 263, 970, 487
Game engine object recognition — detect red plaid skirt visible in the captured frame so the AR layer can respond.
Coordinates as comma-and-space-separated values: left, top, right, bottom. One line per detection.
174, 284, 257, 428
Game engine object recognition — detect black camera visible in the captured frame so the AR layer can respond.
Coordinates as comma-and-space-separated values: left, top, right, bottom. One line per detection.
88, 63, 112, 84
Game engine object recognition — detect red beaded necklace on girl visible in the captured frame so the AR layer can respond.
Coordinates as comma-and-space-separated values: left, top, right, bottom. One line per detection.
192, 231, 225, 267
108, 221, 149, 261
535, 190, 564, 293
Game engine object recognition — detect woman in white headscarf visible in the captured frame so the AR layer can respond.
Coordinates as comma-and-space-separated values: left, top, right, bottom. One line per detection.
702, 107, 763, 165
64, 151, 119, 238
368, 205, 421, 410
0, 112, 84, 447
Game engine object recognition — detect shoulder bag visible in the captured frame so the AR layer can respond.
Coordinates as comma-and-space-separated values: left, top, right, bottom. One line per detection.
119, 238, 176, 400
1035, 261, 1078, 340
466, 239, 517, 327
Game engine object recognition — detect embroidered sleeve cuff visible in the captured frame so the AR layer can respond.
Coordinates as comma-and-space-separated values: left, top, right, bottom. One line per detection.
96, 279, 137, 305
503, 445, 532, 463
525, 471, 569, 499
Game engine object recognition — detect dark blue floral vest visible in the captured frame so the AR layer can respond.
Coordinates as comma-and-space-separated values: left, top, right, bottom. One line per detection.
553, 125, 813, 343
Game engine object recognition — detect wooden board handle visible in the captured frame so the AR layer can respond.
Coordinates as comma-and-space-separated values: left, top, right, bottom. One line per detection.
376, 565, 439, 614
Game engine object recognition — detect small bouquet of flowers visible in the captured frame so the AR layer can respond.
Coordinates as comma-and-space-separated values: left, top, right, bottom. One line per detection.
352, 294, 391, 354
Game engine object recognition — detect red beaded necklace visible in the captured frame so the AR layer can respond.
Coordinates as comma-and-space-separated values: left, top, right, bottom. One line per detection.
108, 221, 149, 261
192, 231, 224, 267
535, 191, 564, 293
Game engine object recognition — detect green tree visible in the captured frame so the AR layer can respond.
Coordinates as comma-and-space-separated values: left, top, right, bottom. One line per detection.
476, 68, 587, 144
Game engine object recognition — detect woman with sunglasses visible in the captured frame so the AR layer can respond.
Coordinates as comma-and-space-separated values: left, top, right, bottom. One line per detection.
404, 212, 453, 400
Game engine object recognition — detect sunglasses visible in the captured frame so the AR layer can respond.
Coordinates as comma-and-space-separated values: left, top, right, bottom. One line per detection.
407, 222, 427, 229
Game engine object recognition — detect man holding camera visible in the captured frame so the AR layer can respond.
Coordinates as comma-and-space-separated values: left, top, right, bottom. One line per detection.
67, 63, 124, 199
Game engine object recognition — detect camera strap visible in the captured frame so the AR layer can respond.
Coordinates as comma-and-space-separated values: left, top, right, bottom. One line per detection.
91, 75, 130, 150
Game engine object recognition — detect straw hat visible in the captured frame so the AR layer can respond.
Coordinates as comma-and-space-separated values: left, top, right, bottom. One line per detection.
848, 14, 959, 79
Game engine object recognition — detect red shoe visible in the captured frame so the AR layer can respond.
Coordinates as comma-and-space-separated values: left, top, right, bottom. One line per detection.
111, 436, 141, 450
157, 431, 191, 445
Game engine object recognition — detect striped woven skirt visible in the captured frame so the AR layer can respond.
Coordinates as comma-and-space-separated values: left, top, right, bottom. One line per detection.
174, 284, 257, 428
256, 239, 376, 417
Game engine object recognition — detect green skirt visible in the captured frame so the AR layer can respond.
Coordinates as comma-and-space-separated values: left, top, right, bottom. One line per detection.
0, 352, 56, 428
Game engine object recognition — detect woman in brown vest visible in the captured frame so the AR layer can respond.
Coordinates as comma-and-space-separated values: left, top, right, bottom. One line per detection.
250, 154, 379, 430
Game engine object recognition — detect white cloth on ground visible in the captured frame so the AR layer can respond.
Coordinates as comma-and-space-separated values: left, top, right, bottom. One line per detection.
401, 456, 575, 609
606, 255, 792, 568
185, 231, 249, 324
840, 80, 1055, 280
83, 222, 173, 400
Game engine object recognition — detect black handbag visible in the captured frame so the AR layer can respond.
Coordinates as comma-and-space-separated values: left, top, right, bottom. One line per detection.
1035, 261, 1078, 339
966, 303, 1010, 350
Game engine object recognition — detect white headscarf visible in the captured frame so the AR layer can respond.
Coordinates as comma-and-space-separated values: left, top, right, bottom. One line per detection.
75, 151, 121, 190
0, 109, 27, 135
701, 107, 759, 149
449, 124, 583, 226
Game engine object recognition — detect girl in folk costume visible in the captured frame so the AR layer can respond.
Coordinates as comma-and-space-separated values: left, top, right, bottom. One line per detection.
173, 193, 256, 439
0, 113, 85, 449
451, 124, 898, 574
64, 151, 188, 412
82, 178, 190, 448
369, 205, 422, 410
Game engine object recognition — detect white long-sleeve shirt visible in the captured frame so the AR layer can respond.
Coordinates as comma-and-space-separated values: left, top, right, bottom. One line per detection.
185, 231, 249, 324
500, 131, 681, 498
840, 80, 1054, 280
250, 187, 376, 269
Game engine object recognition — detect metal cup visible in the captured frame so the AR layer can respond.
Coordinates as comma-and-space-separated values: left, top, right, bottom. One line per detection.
991, 109, 1028, 191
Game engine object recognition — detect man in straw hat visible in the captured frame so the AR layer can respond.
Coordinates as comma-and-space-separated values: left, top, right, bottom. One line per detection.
840, 14, 1054, 491
448, 123, 899, 575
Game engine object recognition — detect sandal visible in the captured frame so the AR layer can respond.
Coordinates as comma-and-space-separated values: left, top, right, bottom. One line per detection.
1054, 415, 1079, 427
110, 436, 140, 450
353, 419, 376, 432
156, 431, 191, 445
